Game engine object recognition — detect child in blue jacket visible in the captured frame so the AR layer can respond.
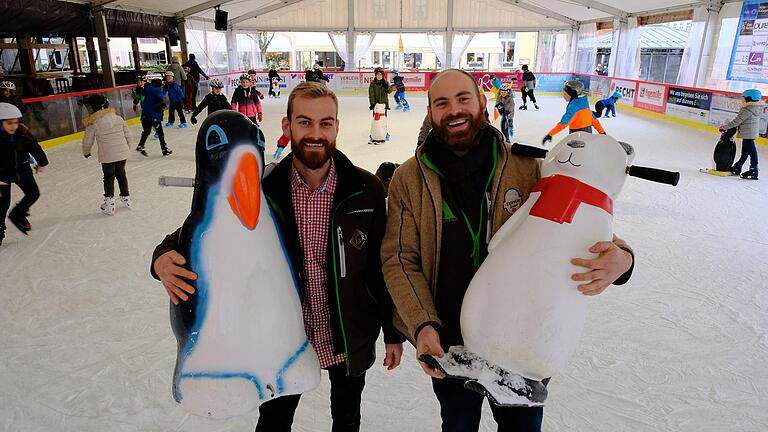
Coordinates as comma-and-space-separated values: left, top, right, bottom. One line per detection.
164, 71, 187, 128
136, 75, 172, 157
593, 91, 622, 118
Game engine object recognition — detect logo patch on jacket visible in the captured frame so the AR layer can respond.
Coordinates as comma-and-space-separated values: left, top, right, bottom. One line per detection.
504, 188, 522, 214
349, 229, 367, 250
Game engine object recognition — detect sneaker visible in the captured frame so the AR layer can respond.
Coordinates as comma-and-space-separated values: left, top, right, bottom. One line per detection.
162, 148, 173, 156
120, 196, 133, 209
178, 123, 188, 129
100, 197, 116, 216
165, 122, 174, 127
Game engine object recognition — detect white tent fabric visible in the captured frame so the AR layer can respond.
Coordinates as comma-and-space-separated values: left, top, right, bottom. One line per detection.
329, 32, 349, 63
427, 33, 446, 66
536, 31, 556, 72
450, 32, 474, 68
552, 31, 573, 72
677, 6, 709, 87
353, 32, 376, 64
613, 17, 640, 79
452, 0, 568, 29
574, 23, 598, 74
464, 32, 504, 54
293, 32, 336, 51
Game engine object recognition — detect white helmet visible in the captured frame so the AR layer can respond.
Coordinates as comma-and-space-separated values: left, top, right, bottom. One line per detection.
500, 83, 511, 91
0, 102, 23, 120
0, 81, 15, 91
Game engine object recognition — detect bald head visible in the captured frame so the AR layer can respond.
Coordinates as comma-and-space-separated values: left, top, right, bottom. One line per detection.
428, 69, 482, 106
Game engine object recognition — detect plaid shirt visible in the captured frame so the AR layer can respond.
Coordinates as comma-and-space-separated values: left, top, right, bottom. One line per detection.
290, 160, 345, 369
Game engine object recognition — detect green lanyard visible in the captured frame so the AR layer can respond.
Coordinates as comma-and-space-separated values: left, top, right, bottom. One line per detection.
459, 138, 498, 271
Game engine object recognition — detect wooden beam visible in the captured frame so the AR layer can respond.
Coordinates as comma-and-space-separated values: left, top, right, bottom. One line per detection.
91, 0, 121, 6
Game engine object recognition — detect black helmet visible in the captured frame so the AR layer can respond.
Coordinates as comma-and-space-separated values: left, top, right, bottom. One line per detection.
87, 94, 109, 112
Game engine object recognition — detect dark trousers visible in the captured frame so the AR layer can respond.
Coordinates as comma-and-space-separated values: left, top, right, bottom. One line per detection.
255, 363, 366, 432
1, 164, 40, 219
168, 102, 186, 124
734, 138, 759, 171
431, 377, 546, 432
522, 88, 537, 104
101, 160, 129, 197
138, 118, 167, 149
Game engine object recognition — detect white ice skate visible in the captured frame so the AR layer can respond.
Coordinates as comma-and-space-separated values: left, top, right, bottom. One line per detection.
100, 197, 116, 216
120, 196, 133, 209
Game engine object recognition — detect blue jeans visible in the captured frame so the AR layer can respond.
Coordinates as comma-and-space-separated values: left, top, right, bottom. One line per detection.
395, 90, 409, 109
432, 377, 545, 432
734, 138, 759, 171
500, 115, 514, 142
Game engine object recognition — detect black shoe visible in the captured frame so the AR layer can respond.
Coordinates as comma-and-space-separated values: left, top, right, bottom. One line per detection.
136, 146, 148, 157
8, 207, 30, 234
162, 148, 173, 156
740, 169, 758, 180
729, 165, 741, 175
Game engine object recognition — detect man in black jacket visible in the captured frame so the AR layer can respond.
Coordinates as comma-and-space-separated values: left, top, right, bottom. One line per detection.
182, 54, 210, 109
151, 82, 403, 432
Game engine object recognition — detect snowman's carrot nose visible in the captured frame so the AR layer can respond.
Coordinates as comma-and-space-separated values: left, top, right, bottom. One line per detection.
228, 151, 261, 230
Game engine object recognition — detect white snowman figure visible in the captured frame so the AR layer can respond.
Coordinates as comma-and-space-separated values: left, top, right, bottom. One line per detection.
461, 132, 633, 381
424, 132, 679, 406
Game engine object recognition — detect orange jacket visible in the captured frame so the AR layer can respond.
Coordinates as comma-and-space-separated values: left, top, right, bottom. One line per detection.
548, 96, 605, 136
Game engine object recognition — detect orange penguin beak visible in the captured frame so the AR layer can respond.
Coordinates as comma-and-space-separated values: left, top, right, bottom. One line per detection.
227, 152, 261, 230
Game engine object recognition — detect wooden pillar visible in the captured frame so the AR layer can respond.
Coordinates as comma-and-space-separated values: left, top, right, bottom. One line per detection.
68, 36, 82, 73
93, 8, 115, 87
164, 37, 173, 64
86, 37, 99, 74
177, 19, 189, 63
17, 34, 36, 75
131, 36, 141, 70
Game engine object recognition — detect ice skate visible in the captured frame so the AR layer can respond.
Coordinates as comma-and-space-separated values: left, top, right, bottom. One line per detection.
740, 169, 758, 180
162, 148, 173, 156
403, 106, 410, 112
120, 196, 133, 209
179, 123, 188, 129
8, 207, 31, 234
165, 122, 174, 127
519, 104, 527, 110
100, 197, 116, 216
729, 165, 741, 175
534, 103, 539, 110
152, 132, 158, 140
395, 104, 402, 110
136, 145, 148, 157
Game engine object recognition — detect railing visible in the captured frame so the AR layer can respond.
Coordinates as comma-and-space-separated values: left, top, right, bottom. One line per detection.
20, 70, 767, 145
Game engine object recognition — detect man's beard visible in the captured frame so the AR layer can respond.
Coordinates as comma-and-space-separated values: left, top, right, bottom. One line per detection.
432, 108, 487, 152
291, 133, 337, 169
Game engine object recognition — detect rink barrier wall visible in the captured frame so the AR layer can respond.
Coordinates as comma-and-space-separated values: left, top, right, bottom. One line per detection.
23, 70, 768, 148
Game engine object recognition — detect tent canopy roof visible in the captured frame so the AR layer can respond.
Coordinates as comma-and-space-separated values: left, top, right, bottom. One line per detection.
63, 0, 725, 32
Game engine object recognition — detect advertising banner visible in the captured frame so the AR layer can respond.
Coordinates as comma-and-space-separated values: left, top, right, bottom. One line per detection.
610, 79, 638, 105
635, 82, 667, 113
666, 86, 712, 122
589, 76, 612, 99
727, 0, 768, 83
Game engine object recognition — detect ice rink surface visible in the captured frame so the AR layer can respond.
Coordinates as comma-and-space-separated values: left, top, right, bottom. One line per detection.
1, 93, 767, 431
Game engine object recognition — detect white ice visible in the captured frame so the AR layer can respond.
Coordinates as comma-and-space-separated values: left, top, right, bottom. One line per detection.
1, 93, 767, 431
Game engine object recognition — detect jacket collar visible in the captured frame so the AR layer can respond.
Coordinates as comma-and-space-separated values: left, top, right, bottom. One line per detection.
83, 108, 116, 126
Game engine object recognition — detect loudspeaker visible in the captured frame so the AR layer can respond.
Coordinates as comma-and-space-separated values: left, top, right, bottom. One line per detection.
215, 9, 228, 31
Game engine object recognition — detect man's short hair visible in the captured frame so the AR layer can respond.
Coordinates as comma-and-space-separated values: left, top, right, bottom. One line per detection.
287, 82, 339, 120
427, 69, 481, 106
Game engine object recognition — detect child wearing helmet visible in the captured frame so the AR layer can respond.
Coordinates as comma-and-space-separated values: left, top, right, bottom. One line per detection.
593, 91, 622, 118
164, 71, 187, 128
494, 82, 515, 144
0, 81, 25, 114
136, 75, 172, 157
719, 89, 762, 180
231, 74, 263, 125
81, 94, 133, 215
190, 79, 231, 125
542, 79, 605, 146
391, 70, 410, 111
0, 102, 49, 243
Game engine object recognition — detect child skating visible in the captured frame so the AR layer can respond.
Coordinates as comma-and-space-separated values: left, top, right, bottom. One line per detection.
542, 80, 604, 146
519, 64, 538, 110
0, 102, 49, 243
720, 89, 762, 180
136, 76, 172, 157
0, 81, 25, 114
494, 83, 515, 144
190, 79, 230, 125
82, 94, 133, 215
231, 74, 263, 124
164, 71, 187, 128
391, 70, 410, 111
593, 91, 622, 118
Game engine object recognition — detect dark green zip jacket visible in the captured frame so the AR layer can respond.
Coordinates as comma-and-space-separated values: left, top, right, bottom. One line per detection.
151, 150, 403, 376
